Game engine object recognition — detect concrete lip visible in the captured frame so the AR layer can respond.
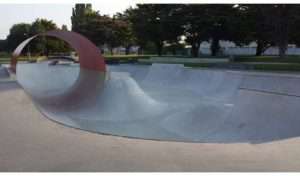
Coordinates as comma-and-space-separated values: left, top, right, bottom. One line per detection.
14, 62, 300, 143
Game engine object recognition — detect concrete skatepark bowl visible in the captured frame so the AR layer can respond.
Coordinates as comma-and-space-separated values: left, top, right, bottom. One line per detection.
10, 30, 300, 143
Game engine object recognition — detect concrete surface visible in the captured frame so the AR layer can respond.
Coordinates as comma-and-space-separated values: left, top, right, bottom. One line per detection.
15, 63, 300, 143
1, 82, 300, 171
0, 66, 9, 79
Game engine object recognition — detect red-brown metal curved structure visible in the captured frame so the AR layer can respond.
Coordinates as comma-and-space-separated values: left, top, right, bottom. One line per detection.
10, 30, 106, 73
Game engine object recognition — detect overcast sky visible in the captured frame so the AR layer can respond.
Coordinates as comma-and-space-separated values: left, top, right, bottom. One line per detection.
0, 2, 136, 39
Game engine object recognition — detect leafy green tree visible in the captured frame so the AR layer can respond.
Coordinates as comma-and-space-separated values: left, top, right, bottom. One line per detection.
160, 5, 185, 54
123, 7, 147, 54
181, 4, 239, 57
71, 3, 109, 47
257, 5, 300, 58
205, 5, 241, 56
181, 5, 210, 57
6, 20, 72, 55
71, 4, 93, 33
56, 25, 72, 53
6, 23, 31, 52
0, 40, 6, 51
61, 24, 68, 31
71, 4, 140, 55
268, 5, 291, 58
241, 4, 300, 58
114, 12, 136, 55
289, 6, 300, 47
104, 18, 122, 54
71, 4, 116, 49
236, 5, 274, 56
29, 18, 58, 54
128, 4, 184, 55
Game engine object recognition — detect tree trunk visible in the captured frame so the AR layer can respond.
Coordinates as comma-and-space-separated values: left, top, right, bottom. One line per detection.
125, 45, 131, 55
110, 48, 113, 55
275, 5, 289, 59
277, 23, 288, 59
211, 38, 220, 56
256, 40, 264, 56
155, 42, 163, 56
138, 46, 143, 55
191, 42, 200, 57
279, 44, 287, 58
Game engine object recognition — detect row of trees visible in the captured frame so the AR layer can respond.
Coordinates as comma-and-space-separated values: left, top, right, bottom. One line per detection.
2, 4, 300, 58
130, 4, 300, 58
238, 5, 300, 58
71, 4, 300, 58
1, 19, 70, 55
71, 4, 134, 55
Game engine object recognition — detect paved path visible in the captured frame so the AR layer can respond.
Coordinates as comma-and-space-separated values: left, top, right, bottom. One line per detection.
1, 81, 300, 171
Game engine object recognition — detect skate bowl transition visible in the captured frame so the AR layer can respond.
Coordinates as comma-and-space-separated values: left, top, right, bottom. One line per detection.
11, 30, 300, 143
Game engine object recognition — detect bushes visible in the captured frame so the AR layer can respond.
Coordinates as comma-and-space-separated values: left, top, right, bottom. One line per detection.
0, 54, 153, 64
185, 62, 300, 71
104, 55, 153, 64
251, 63, 300, 71
0, 52, 10, 58
232, 55, 300, 63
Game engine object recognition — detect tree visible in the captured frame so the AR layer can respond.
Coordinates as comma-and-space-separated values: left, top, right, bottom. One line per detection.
128, 4, 184, 55
6, 20, 72, 55
6, 23, 31, 52
160, 5, 185, 54
205, 5, 243, 56
235, 4, 300, 57
61, 24, 68, 31
181, 5, 239, 57
242, 4, 300, 58
29, 18, 58, 54
0, 40, 7, 52
71, 3, 110, 46
289, 6, 300, 47
56, 25, 72, 53
104, 18, 122, 55
71, 3, 121, 51
257, 5, 289, 58
71, 4, 93, 33
236, 5, 273, 56
124, 7, 148, 54
181, 5, 209, 57
114, 12, 136, 55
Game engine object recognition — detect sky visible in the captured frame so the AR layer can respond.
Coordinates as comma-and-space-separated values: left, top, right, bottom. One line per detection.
0, 2, 136, 39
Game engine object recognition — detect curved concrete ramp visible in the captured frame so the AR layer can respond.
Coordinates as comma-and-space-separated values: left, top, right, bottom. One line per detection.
16, 62, 300, 143
0, 66, 10, 79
